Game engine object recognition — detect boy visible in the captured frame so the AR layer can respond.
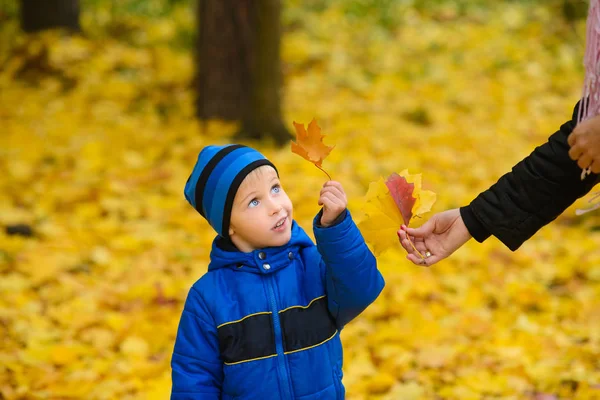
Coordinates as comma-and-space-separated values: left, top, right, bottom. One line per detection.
171, 144, 384, 399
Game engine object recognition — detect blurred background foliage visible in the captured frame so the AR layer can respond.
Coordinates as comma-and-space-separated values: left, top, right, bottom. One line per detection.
0, 0, 590, 50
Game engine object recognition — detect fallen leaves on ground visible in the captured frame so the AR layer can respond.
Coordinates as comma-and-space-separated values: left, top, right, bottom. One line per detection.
2, 3, 600, 400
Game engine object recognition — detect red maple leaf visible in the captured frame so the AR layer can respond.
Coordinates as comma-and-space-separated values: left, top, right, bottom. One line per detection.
385, 173, 416, 226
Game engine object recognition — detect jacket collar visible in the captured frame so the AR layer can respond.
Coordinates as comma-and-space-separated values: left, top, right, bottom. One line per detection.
208, 221, 313, 274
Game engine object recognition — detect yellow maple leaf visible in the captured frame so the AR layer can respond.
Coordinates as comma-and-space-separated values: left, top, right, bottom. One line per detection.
358, 178, 403, 256
358, 172, 436, 256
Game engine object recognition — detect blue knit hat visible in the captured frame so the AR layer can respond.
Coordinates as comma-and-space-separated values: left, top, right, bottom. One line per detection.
184, 144, 277, 238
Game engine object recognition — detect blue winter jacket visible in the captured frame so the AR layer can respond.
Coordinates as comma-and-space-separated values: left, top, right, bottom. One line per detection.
171, 211, 385, 399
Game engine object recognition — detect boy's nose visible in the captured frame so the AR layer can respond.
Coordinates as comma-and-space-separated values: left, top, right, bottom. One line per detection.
269, 200, 283, 215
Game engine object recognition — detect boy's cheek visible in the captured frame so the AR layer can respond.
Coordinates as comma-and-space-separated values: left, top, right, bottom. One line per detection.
285, 196, 294, 214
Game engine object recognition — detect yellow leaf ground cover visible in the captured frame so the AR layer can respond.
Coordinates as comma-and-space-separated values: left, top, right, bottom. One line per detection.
2, 3, 600, 399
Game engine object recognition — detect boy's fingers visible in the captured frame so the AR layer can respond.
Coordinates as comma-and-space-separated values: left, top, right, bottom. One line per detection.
320, 191, 347, 209
320, 193, 345, 223
320, 186, 337, 196
319, 193, 340, 208
325, 181, 346, 196
321, 182, 344, 193
324, 181, 343, 190
321, 186, 346, 202
330, 194, 346, 209
592, 160, 600, 174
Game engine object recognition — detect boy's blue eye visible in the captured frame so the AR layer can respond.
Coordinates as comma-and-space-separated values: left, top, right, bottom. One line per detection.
272, 184, 281, 194
249, 199, 259, 208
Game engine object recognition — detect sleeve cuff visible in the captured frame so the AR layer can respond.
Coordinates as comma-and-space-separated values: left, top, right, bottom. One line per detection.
572, 100, 582, 121
460, 206, 491, 243
315, 208, 348, 228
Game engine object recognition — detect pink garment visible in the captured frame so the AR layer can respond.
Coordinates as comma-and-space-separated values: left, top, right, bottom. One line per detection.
576, 0, 600, 214
578, 0, 600, 124
576, 0, 600, 201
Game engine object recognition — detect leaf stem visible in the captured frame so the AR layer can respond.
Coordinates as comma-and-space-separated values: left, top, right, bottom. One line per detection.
407, 234, 425, 260
315, 164, 332, 180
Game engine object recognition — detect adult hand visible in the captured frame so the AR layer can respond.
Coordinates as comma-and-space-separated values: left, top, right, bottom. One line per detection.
568, 114, 600, 174
397, 208, 472, 266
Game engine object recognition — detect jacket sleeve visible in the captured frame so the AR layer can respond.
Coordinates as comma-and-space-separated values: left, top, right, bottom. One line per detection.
313, 209, 385, 329
461, 101, 600, 251
171, 286, 222, 400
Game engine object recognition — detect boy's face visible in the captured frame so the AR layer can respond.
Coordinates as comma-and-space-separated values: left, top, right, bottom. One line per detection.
228, 166, 293, 252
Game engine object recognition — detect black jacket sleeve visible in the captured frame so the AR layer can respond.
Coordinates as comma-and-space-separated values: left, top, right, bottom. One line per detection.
460, 101, 600, 251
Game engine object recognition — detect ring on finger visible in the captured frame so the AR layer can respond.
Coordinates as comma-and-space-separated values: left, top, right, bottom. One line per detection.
425, 251, 432, 258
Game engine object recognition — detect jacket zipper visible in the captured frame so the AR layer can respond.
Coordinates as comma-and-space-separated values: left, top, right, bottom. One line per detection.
266, 274, 294, 399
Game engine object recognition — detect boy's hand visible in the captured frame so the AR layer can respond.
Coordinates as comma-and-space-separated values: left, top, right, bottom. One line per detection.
318, 181, 347, 227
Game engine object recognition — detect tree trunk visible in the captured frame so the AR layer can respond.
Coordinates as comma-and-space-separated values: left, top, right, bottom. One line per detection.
239, 0, 289, 145
20, 0, 80, 33
196, 0, 290, 145
562, 0, 588, 22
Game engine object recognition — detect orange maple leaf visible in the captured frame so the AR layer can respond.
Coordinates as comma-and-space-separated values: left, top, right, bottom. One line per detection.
291, 119, 334, 178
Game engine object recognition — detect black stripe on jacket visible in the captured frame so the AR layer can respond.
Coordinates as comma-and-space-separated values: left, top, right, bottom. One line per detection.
217, 312, 276, 365
280, 296, 337, 353
216, 297, 337, 365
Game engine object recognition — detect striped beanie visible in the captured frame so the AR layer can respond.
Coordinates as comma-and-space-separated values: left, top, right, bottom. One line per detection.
184, 144, 277, 238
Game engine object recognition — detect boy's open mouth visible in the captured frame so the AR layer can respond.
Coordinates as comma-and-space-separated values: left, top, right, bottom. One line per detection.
273, 216, 287, 230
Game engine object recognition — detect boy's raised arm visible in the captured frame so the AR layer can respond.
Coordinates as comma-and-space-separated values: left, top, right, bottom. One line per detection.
171, 286, 222, 400
313, 197, 385, 328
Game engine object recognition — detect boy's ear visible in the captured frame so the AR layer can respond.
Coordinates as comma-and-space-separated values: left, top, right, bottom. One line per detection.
228, 226, 235, 237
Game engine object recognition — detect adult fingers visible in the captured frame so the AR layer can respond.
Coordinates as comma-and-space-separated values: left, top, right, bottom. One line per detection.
568, 143, 584, 161
406, 253, 442, 267
577, 153, 593, 170
397, 229, 418, 255
592, 159, 600, 174
567, 130, 578, 147
403, 218, 435, 239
